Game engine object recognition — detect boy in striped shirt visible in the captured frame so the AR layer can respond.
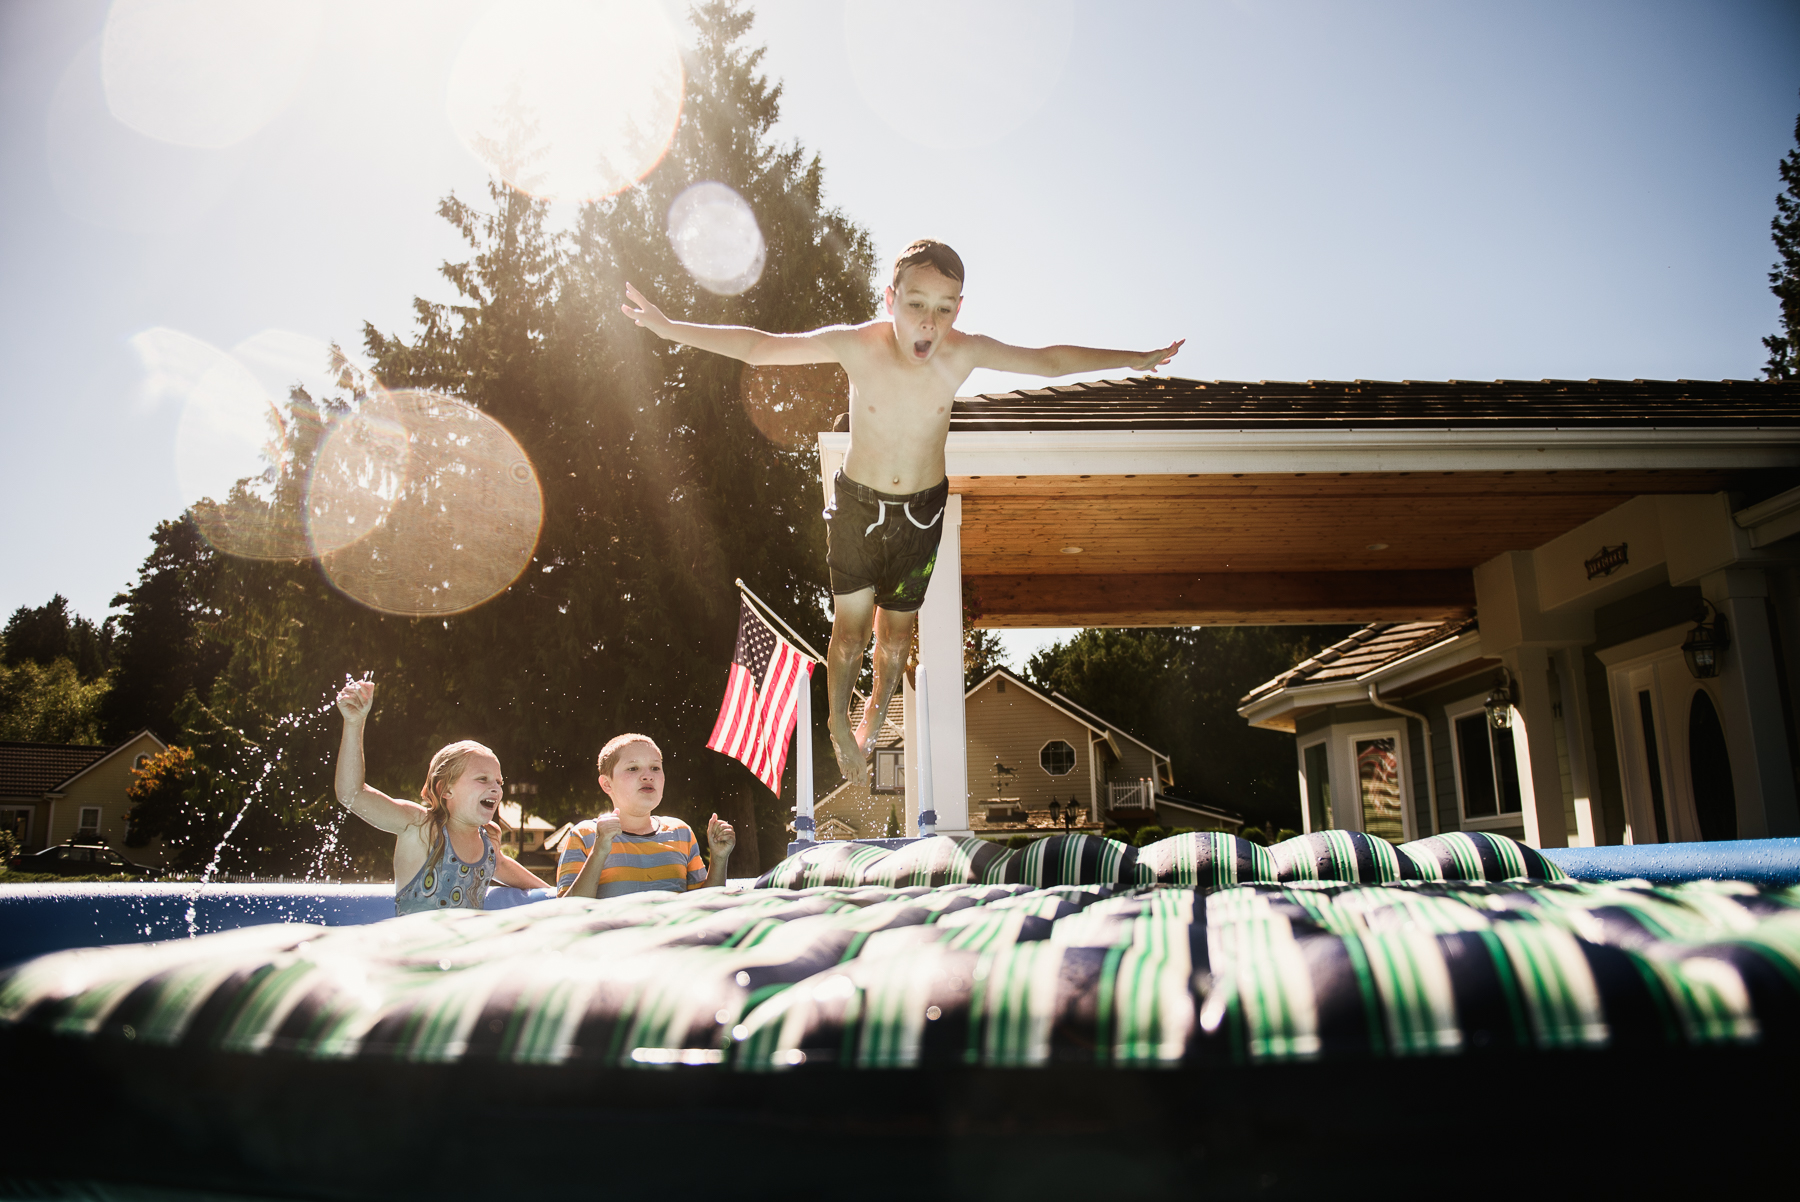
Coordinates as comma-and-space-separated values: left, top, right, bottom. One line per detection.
558, 734, 735, 899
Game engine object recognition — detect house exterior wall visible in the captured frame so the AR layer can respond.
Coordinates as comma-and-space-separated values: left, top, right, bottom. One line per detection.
964, 681, 1096, 814
44, 733, 165, 855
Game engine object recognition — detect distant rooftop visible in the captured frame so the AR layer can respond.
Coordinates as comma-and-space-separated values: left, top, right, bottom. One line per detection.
948, 377, 1800, 433
1241, 619, 1476, 706
0, 741, 112, 799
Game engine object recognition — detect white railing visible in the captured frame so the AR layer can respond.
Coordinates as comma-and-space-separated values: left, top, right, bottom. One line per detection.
1108, 778, 1157, 810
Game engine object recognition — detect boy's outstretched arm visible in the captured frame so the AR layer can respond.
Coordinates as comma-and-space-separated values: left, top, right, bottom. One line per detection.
621, 283, 850, 366
969, 335, 1185, 378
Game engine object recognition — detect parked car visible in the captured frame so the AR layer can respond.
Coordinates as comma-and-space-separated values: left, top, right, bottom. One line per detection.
6, 843, 165, 879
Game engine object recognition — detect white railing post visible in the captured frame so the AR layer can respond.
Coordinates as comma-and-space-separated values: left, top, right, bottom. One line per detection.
915, 665, 936, 836
793, 666, 815, 845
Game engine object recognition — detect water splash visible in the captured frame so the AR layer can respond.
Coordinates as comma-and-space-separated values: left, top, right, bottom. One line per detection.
181, 678, 356, 937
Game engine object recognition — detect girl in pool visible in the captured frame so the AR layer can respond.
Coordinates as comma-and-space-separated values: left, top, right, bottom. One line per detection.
334, 677, 552, 915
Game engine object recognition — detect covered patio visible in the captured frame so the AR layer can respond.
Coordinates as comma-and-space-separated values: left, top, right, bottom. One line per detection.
815, 376, 1800, 845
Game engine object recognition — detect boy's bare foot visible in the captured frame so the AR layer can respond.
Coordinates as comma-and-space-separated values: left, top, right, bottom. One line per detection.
829, 717, 868, 784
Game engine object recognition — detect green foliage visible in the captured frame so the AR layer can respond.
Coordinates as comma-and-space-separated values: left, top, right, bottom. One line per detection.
1102, 827, 1128, 844
1027, 625, 1358, 831
0, 657, 110, 744
1766, 101, 1800, 380
964, 620, 1009, 687
3, 595, 113, 680
1132, 825, 1166, 847
1006, 832, 1035, 849
1274, 828, 1300, 844
95, 3, 875, 880
1167, 827, 1196, 838
0, 827, 17, 864
1240, 825, 1270, 847
883, 806, 901, 838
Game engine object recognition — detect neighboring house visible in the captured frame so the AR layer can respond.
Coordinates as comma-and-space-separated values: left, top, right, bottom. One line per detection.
0, 731, 169, 858
493, 800, 557, 870
1240, 488, 1800, 847
812, 668, 1239, 840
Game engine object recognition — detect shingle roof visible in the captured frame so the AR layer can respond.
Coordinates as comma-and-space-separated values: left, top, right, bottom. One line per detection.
0, 741, 112, 799
1241, 619, 1476, 705
949, 377, 1800, 432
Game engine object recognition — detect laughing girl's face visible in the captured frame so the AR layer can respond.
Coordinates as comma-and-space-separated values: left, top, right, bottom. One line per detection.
601, 741, 665, 818
443, 753, 504, 829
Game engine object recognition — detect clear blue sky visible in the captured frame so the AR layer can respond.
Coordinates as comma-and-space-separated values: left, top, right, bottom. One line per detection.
2, 0, 1796, 644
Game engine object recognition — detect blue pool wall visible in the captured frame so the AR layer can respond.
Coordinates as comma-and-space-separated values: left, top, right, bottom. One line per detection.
4, 836, 1799, 969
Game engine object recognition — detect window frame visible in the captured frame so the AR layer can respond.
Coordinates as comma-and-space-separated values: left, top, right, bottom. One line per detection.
871, 747, 905, 794
1297, 733, 1333, 834
1446, 692, 1525, 832
76, 806, 102, 841
1038, 738, 1077, 778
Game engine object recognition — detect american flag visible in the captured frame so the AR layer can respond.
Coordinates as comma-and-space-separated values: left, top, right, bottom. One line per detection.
707, 597, 815, 793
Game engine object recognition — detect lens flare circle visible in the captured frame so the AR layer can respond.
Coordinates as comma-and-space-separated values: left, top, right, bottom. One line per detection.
101, 0, 323, 149
738, 363, 850, 453
667, 182, 766, 296
843, 0, 1074, 151
446, 0, 684, 202
315, 390, 544, 617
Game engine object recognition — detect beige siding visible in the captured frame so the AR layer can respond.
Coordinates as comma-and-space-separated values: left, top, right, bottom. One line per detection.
45, 733, 165, 858
965, 681, 1095, 813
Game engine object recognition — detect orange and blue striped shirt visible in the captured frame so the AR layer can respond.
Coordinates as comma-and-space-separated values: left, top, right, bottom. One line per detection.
556, 815, 707, 898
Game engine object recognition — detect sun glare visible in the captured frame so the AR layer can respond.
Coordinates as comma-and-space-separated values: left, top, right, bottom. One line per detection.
667, 182, 766, 295
101, 0, 323, 149
446, 0, 685, 202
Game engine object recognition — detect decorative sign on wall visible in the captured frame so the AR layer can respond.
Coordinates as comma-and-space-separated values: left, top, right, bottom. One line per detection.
1585, 543, 1629, 580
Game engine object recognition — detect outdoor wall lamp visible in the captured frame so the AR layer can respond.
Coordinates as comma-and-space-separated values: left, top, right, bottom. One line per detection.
1683, 601, 1731, 680
1484, 670, 1515, 730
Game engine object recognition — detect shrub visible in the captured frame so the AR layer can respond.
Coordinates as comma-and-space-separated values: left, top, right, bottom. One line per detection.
1274, 828, 1300, 844
1240, 825, 1270, 847
1102, 828, 1128, 844
1132, 825, 1166, 847
1167, 827, 1196, 838
1006, 833, 1035, 850
0, 827, 17, 865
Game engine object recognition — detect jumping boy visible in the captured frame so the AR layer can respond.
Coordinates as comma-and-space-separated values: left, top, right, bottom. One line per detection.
621, 240, 1182, 786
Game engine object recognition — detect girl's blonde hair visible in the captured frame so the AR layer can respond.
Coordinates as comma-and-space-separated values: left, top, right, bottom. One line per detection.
597, 733, 661, 779
420, 739, 499, 858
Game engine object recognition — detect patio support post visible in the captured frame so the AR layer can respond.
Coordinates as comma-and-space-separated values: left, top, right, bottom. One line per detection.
1701, 568, 1800, 837
908, 494, 970, 835
1503, 645, 1570, 848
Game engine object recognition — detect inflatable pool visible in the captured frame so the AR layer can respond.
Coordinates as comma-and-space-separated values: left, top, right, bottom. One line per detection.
4, 831, 1797, 1198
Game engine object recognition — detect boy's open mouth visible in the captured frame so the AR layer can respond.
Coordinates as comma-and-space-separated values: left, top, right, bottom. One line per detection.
913, 339, 931, 358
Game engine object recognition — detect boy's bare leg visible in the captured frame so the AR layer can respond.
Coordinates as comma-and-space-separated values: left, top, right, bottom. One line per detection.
855, 606, 916, 759
826, 588, 877, 783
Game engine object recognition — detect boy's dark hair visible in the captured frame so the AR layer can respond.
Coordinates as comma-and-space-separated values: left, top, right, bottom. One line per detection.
892, 239, 964, 289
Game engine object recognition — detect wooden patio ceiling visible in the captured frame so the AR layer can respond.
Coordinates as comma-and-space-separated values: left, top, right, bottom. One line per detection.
956, 468, 1743, 626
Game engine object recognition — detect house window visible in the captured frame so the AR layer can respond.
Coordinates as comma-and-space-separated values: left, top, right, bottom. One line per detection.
996, 679, 1006, 694
872, 748, 905, 794
0, 807, 29, 845
1303, 741, 1333, 831
134, 753, 153, 773
77, 807, 102, 842
1040, 740, 1076, 777
1355, 737, 1405, 842
1454, 712, 1522, 820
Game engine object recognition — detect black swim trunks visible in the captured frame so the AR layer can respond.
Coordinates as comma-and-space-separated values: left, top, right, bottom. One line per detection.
824, 471, 949, 613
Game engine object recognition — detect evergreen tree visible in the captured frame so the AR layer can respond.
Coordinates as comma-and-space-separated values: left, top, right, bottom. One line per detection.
1765, 101, 1800, 381
2, 595, 113, 681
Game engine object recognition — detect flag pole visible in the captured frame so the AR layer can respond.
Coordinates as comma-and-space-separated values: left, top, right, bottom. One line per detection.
734, 579, 826, 664
733, 580, 824, 850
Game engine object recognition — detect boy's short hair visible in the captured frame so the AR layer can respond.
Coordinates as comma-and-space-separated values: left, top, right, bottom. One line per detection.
892, 239, 964, 289
597, 733, 662, 778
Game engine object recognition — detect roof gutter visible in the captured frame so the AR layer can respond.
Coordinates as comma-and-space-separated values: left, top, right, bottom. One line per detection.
1367, 684, 1439, 837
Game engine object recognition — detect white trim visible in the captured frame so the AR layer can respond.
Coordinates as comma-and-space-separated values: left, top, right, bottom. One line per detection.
1239, 629, 1485, 728
1050, 692, 1171, 760
1297, 733, 1333, 835
819, 427, 1800, 481
1445, 692, 1527, 832
1038, 737, 1078, 779
48, 731, 169, 793
1341, 722, 1415, 843
967, 668, 1109, 737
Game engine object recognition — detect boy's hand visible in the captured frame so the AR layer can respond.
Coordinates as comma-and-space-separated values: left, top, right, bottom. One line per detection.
707, 813, 736, 857
594, 812, 622, 847
336, 678, 374, 724
620, 283, 671, 338
1132, 338, 1185, 373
